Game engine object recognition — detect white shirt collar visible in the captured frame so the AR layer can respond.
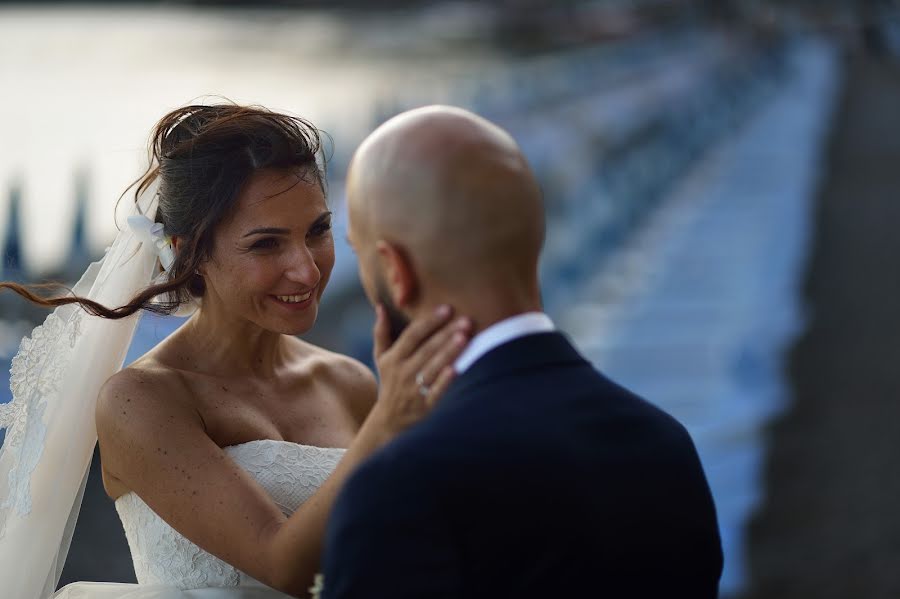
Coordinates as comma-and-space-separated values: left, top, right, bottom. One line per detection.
453, 312, 555, 374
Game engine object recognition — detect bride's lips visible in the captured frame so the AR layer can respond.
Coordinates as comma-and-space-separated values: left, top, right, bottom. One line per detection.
268, 288, 316, 311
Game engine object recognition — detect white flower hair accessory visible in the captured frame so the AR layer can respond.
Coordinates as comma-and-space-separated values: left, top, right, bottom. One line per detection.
126, 214, 176, 273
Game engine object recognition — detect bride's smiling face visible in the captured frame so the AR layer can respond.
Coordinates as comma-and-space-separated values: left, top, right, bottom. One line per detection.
199, 168, 334, 335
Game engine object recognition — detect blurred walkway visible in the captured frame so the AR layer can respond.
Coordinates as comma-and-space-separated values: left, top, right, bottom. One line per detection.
743, 56, 900, 598
562, 40, 840, 596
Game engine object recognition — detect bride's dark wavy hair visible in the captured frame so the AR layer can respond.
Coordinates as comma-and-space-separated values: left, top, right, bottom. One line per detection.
0, 103, 327, 319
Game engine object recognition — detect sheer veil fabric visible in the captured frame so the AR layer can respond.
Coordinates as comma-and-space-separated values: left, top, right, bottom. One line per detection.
0, 192, 160, 598
52, 582, 293, 598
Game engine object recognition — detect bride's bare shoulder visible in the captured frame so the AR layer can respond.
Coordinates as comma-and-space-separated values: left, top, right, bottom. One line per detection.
99, 356, 189, 403
95, 360, 205, 499
96, 358, 197, 438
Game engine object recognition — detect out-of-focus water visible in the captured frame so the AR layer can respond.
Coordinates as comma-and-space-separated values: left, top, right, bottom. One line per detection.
0, 6, 503, 273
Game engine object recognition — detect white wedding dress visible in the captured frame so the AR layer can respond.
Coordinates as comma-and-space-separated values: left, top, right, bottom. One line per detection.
0, 193, 350, 599
54, 440, 346, 599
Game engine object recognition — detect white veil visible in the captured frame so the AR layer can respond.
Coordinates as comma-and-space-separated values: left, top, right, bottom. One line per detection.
0, 191, 162, 598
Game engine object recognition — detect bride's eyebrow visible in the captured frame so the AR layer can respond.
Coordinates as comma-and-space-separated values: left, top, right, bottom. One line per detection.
310, 211, 333, 227
242, 227, 290, 238
241, 212, 331, 238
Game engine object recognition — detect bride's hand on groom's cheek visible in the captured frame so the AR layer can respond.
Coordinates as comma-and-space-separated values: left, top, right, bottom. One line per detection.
368, 303, 472, 440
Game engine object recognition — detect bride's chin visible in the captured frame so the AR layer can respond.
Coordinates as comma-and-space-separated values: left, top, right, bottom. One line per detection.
259, 296, 319, 333
273, 311, 318, 336
285, 322, 315, 336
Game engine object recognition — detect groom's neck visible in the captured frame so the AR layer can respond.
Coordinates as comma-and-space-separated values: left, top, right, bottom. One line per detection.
416, 285, 543, 336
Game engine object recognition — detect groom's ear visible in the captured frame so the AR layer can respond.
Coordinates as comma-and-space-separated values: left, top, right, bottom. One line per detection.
375, 239, 419, 308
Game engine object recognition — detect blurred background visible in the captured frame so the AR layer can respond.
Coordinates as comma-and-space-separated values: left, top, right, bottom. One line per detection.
1, 0, 898, 597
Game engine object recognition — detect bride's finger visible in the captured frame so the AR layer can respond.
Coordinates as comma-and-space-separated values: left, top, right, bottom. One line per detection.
425, 365, 457, 408
404, 313, 470, 371
390, 304, 453, 359
414, 327, 469, 386
372, 304, 391, 360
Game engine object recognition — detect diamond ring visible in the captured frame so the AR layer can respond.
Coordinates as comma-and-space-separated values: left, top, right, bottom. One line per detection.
415, 371, 430, 397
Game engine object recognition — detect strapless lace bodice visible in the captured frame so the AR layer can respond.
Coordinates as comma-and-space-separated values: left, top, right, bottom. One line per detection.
114, 440, 346, 591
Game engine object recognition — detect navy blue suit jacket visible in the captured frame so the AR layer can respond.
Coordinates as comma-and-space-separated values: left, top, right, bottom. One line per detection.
322, 332, 723, 598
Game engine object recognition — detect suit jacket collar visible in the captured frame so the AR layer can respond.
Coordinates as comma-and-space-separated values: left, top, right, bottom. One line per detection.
453, 312, 555, 374
444, 331, 588, 401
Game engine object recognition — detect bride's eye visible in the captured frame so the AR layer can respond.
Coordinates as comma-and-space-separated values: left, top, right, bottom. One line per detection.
251, 238, 279, 250
308, 221, 332, 237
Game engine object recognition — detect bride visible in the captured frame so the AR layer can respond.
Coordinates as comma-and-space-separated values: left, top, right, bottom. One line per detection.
0, 104, 470, 598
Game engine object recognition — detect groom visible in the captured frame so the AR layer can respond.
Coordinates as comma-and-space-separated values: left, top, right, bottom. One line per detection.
322, 106, 723, 598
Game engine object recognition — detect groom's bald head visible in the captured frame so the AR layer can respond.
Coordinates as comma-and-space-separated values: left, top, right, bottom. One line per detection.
346, 105, 544, 308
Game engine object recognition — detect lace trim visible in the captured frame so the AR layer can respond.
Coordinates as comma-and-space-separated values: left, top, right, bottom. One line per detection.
0, 306, 85, 534
115, 440, 345, 589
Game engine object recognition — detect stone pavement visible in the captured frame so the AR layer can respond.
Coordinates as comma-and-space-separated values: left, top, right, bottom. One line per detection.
561, 39, 840, 596
742, 53, 900, 599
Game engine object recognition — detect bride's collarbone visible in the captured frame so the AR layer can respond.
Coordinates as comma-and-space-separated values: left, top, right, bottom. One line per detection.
184, 365, 343, 413
132, 344, 331, 401
181, 364, 360, 448
111, 345, 365, 441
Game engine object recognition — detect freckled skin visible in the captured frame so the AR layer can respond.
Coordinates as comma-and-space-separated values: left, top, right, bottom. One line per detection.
95, 168, 382, 595
199, 173, 335, 338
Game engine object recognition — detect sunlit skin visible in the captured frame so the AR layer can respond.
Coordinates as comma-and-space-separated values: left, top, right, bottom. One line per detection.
205, 170, 334, 336
94, 165, 471, 597
182, 168, 336, 378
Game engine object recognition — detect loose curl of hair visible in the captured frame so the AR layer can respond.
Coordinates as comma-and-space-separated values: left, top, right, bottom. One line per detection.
1, 103, 327, 319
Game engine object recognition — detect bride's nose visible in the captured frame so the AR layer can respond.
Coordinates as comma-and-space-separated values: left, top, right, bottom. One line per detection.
283, 243, 320, 287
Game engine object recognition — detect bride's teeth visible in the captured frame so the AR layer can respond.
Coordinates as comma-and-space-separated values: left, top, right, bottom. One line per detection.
276, 291, 312, 303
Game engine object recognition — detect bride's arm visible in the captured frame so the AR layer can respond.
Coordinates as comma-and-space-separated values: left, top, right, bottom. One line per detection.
96, 306, 470, 598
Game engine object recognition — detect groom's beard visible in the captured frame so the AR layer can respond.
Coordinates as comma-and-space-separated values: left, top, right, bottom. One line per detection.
375, 277, 410, 343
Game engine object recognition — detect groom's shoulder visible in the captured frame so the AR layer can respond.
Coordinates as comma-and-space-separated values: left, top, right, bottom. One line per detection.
343, 419, 467, 502
333, 432, 444, 526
